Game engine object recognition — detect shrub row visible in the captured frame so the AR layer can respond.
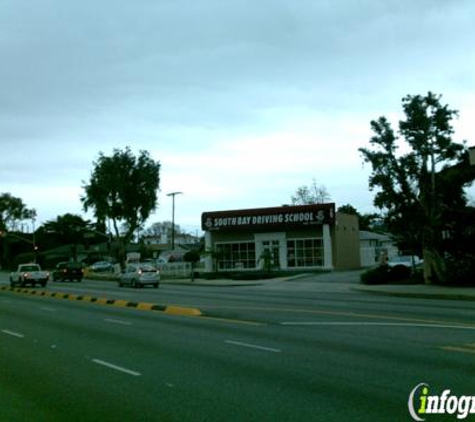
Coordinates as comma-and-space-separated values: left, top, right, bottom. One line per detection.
360, 264, 415, 285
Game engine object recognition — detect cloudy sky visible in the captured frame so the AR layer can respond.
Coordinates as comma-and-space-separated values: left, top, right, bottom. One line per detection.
1, 0, 474, 234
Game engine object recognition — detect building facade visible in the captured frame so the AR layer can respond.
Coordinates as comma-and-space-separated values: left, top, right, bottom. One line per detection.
201, 203, 360, 272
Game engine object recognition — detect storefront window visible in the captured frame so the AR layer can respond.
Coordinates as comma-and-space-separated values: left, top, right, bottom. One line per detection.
216, 242, 256, 270
287, 238, 323, 267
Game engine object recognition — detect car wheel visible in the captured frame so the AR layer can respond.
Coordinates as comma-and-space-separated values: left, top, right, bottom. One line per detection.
153, 283, 158, 288
118, 281, 123, 287
41, 282, 46, 288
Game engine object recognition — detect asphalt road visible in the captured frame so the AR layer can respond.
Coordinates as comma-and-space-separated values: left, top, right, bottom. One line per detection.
1, 272, 475, 421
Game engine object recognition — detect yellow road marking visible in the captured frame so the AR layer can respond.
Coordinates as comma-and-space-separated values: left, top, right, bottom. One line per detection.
442, 343, 475, 355
195, 305, 475, 328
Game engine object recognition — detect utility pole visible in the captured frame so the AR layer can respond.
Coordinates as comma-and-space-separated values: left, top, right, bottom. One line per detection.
167, 191, 183, 250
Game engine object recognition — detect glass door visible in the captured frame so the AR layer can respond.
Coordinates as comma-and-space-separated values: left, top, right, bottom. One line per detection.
261, 240, 281, 270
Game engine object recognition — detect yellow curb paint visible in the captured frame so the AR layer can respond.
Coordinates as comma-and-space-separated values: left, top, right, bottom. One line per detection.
442, 346, 475, 355
96, 298, 109, 305
113, 300, 129, 307
137, 302, 155, 311
165, 306, 202, 317
67, 294, 79, 300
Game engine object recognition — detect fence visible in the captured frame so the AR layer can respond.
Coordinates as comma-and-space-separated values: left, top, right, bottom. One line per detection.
158, 262, 192, 279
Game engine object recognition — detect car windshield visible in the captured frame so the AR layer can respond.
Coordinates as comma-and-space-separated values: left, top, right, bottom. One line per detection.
21, 265, 39, 271
392, 256, 411, 262
139, 265, 156, 272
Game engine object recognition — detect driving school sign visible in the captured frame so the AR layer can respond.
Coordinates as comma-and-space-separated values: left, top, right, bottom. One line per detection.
202, 204, 335, 232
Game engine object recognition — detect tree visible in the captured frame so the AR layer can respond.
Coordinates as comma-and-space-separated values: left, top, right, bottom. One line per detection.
81, 147, 161, 267
337, 204, 383, 231
142, 221, 200, 246
359, 92, 467, 284
337, 204, 358, 215
0, 193, 36, 267
37, 213, 92, 261
291, 178, 330, 205
0, 193, 36, 231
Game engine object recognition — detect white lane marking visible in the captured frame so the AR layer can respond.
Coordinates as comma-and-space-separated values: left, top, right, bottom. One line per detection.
280, 321, 475, 330
92, 359, 141, 377
2, 329, 25, 338
225, 340, 281, 353
41, 307, 57, 312
104, 318, 132, 326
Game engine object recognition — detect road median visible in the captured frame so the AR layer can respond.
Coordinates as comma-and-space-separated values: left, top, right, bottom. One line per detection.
0, 285, 203, 317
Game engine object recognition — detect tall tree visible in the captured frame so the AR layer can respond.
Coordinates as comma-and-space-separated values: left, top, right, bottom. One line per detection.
0, 192, 36, 231
37, 213, 92, 261
0, 193, 37, 267
291, 178, 330, 205
337, 204, 382, 231
359, 92, 467, 284
81, 147, 161, 267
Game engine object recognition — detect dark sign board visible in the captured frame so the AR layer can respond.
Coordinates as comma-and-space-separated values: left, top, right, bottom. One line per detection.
202, 203, 335, 232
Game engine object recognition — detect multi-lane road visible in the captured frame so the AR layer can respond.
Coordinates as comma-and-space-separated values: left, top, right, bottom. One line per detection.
1, 272, 475, 421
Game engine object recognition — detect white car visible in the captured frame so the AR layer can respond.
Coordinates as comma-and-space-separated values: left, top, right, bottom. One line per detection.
119, 264, 160, 288
387, 255, 423, 268
10, 263, 50, 287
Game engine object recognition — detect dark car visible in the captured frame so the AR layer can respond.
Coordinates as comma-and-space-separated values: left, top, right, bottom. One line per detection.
52, 261, 84, 282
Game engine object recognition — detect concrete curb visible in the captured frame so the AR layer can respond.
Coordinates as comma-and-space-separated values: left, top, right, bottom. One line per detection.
0, 285, 203, 316
351, 286, 475, 302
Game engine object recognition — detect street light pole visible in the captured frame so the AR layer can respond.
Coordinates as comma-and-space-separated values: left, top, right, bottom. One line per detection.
167, 191, 183, 250
32, 217, 37, 263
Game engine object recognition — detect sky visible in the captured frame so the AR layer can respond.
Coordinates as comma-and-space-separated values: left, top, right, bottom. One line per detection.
1, 0, 474, 234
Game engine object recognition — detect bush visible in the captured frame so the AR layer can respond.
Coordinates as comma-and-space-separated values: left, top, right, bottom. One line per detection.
389, 264, 411, 281
444, 255, 475, 286
360, 264, 414, 285
360, 265, 391, 285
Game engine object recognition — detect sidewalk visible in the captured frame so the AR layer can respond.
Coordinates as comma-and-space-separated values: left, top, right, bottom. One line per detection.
163, 272, 475, 303
353, 283, 475, 301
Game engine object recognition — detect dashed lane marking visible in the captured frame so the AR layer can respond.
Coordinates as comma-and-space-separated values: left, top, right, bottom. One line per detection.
225, 340, 282, 353
92, 359, 141, 377
104, 318, 133, 326
2, 329, 25, 338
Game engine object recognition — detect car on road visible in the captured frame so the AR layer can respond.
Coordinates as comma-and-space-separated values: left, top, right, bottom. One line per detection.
119, 263, 160, 288
52, 261, 84, 282
10, 263, 49, 287
89, 261, 114, 272
387, 255, 423, 268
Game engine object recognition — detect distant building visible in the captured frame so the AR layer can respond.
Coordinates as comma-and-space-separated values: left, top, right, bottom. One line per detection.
359, 230, 398, 267
142, 232, 199, 259
201, 203, 360, 272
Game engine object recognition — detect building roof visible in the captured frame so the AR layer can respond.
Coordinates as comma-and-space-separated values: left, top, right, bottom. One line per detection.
359, 230, 394, 242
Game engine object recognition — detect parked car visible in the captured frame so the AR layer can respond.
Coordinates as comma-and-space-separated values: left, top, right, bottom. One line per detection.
89, 261, 114, 272
52, 261, 84, 282
387, 255, 423, 268
119, 263, 160, 288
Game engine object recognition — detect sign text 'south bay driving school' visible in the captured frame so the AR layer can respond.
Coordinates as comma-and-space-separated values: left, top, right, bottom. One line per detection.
202, 204, 335, 231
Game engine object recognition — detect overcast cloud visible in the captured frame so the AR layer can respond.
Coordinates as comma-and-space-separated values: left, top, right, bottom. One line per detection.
1, 0, 474, 233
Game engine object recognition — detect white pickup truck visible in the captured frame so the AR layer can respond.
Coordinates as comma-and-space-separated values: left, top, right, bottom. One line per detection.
10, 263, 50, 287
